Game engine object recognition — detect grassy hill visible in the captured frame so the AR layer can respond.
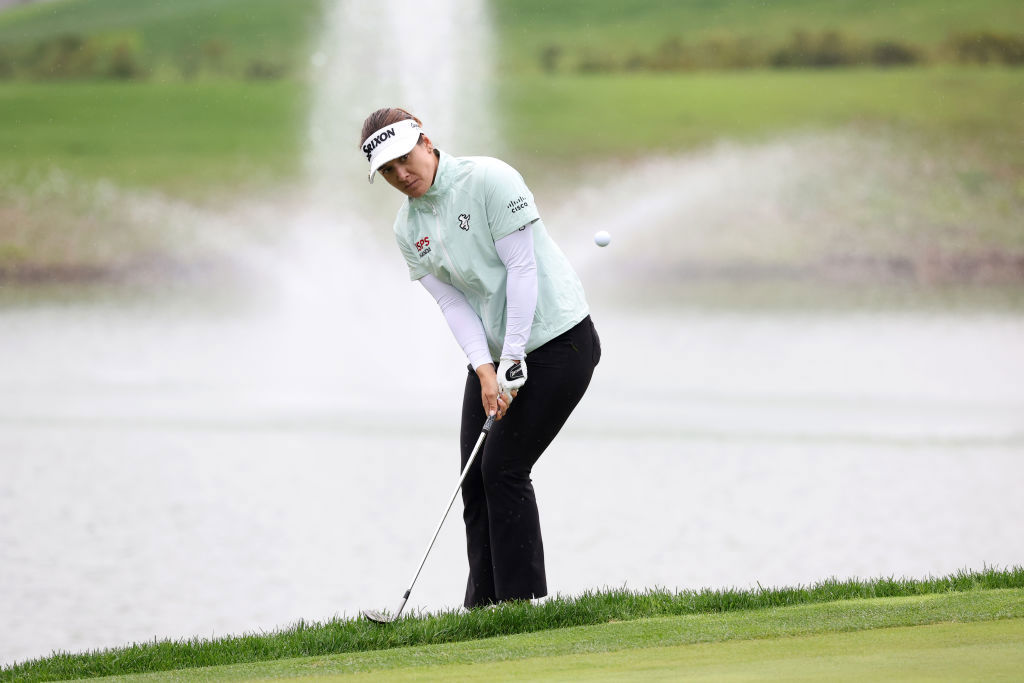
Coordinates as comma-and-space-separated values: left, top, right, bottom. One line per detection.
0, 0, 321, 80
3, 0, 1021, 80
0, 81, 306, 189
1, 0, 1020, 185
0, 0, 1021, 282
493, 0, 1024, 73
499, 68, 1023, 164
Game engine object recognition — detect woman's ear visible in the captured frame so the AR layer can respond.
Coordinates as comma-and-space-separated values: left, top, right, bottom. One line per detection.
422, 134, 434, 153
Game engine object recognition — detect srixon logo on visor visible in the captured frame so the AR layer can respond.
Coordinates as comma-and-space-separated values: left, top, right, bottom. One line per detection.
363, 127, 396, 161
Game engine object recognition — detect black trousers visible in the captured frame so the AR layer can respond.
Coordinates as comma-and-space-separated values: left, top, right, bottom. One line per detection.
460, 315, 601, 608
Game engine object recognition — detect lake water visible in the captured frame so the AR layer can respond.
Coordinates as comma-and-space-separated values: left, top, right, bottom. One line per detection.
2, 290, 1023, 665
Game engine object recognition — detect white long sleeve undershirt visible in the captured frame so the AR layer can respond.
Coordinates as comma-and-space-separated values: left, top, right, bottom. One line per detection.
419, 273, 493, 370
494, 224, 538, 360
419, 225, 538, 369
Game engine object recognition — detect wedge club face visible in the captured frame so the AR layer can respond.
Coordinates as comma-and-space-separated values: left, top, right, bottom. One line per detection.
362, 592, 410, 625
360, 609, 395, 624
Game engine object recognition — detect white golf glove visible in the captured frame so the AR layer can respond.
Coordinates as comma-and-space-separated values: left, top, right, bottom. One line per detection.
497, 358, 527, 395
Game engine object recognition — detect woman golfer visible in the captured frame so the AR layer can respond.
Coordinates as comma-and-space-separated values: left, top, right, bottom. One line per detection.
361, 108, 600, 609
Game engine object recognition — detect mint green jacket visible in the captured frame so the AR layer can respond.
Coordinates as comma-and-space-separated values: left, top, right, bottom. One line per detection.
394, 151, 589, 361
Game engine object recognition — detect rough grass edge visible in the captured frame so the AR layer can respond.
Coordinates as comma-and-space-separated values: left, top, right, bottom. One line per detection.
3, 565, 1022, 682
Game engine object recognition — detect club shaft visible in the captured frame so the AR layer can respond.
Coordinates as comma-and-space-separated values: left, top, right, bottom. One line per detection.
400, 415, 494, 611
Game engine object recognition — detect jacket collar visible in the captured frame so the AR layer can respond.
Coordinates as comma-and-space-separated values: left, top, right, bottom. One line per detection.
411, 150, 452, 206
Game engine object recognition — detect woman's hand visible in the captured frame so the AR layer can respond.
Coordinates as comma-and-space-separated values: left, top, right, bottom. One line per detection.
476, 364, 517, 420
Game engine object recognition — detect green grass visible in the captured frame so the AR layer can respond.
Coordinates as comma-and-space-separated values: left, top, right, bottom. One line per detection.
0, 0, 1021, 282
0, 71, 1019, 289
0, 1, 1020, 193
334, 618, 1024, 682
15, 588, 1024, 681
0, 0, 321, 79
493, 0, 1024, 73
3, 567, 1022, 681
499, 68, 1024, 168
3, 0, 1022, 78
0, 80, 308, 195
1, 67, 1018, 198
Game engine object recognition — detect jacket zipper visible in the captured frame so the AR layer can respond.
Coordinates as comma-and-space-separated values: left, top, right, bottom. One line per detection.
426, 198, 482, 299
425, 197, 494, 352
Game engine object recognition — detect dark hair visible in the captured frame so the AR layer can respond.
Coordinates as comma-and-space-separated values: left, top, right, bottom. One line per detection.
360, 107, 422, 146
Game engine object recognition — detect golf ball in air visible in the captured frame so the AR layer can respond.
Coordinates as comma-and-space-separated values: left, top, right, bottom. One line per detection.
594, 230, 611, 247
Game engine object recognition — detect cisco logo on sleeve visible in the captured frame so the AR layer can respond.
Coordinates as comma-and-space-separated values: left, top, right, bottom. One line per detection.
507, 196, 529, 214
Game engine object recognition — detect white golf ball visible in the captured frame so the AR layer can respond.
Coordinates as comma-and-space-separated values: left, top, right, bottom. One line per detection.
593, 230, 611, 247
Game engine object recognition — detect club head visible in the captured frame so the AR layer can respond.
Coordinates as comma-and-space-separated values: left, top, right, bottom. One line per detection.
361, 609, 396, 624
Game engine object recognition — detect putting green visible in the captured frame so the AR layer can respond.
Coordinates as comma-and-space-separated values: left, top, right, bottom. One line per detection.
107, 590, 1023, 682
350, 618, 1024, 682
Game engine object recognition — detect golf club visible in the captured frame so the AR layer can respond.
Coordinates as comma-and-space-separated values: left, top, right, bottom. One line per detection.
361, 413, 496, 624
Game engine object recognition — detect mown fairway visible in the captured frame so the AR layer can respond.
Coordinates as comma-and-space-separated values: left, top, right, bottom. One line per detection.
0, 81, 307, 195
2, 68, 1020, 198
359, 620, 1024, 682
498, 67, 1024, 166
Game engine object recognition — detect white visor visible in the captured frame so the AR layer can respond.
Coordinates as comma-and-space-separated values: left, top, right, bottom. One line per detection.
362, 119, 423, 183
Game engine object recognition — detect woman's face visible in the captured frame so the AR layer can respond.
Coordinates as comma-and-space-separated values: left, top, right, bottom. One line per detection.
377, 136, 438, 198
